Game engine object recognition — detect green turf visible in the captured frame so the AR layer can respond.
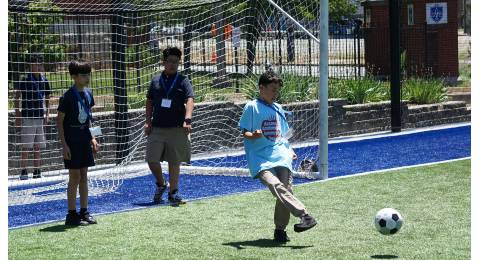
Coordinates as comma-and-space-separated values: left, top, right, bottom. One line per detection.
9, 159, 470, 259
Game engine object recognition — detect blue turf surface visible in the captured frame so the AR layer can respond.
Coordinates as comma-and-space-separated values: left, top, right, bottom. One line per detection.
8, 125, 471, 228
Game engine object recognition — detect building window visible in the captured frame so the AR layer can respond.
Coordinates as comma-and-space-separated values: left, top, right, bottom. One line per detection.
408, 4, 414, 25
365, 9, 371, 27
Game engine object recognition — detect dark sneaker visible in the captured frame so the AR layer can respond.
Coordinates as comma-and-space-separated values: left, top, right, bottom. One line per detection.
65, 212, 88, 226
294, 214, 317, 233
80, 212, 97, 224
33, 169, 42, 179
273, 229, 290, 243
19, 169, 28, 180
153, 181, 169, 204
168, 190, 186, 205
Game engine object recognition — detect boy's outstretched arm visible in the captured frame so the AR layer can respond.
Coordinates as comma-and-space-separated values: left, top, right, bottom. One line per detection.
242, 129, 263, 140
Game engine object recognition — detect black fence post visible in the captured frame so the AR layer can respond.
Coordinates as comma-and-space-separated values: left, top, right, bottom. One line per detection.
246, 0, 259, 75
424, 21, 428, 71
202, 38, 206, 71
184, 12, 193, 77
213, 4, 228, 88
135, 12, 141, 93
389, 0, 402, 132
76, 16, 83, 59
278, 19, 282, 74
111, 13, 129, 164
355, 22, 361, 79
234, 46, 239, 93
287, 26, 295, 63
308, 34, 312, 77
358, 26, 362, 78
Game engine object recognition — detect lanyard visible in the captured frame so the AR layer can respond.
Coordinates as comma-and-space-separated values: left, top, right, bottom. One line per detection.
72, 86, 91, 120
29, 73, 45, 99
256, 98, 288, 123
159, 72, 179, 98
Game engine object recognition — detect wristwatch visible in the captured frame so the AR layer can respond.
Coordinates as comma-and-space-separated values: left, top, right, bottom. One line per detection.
184, 118, 192, 125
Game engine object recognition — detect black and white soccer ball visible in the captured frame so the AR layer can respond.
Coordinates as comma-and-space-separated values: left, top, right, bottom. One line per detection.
374, 208, 404, 235
298, 158, 318, 173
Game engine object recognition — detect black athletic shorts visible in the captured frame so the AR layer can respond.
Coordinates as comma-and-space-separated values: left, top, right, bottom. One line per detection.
64, 140, 95, 169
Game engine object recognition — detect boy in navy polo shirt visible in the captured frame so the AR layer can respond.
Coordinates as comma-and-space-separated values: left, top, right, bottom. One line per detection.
144, 47, 194, 204
57, 60, 99, 225
14, 54, 51, 180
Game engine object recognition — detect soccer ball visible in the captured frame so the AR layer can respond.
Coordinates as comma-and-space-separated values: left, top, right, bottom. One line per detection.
374, 208, 404, 235
298, 158, 318, 172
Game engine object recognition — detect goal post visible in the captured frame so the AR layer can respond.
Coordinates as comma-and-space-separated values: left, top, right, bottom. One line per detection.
266, 0, 329, 179
8, 0, 332, 206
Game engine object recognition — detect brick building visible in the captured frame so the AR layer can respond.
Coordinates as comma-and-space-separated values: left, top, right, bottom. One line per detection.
362, 0, 459, 83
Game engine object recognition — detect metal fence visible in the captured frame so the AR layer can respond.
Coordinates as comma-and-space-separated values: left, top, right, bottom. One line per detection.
8, 5, 365, 98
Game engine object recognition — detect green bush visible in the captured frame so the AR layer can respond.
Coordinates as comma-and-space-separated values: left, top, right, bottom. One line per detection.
242, 73, 317, 103
278, 73, 317, 103
128, 91, 147, 110
242, 75, 260, 100
328, 79, 345, 99
403, 78, 447, 104
126, 45, 160, 69
333, 77, 388, 104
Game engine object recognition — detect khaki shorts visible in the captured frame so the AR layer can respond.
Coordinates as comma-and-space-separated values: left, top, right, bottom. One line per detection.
20, 118, 46, 149
145, 127, 191, 164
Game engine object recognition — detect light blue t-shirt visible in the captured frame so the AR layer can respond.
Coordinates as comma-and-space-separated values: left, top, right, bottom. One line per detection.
238, 99, 293, 178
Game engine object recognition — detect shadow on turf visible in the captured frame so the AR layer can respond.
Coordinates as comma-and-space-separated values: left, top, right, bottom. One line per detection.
39, 225, 81, 232
133, 201, 185, 207
371, 255, 398, 259
133, 201, 162, 207
223, 239, 313, 250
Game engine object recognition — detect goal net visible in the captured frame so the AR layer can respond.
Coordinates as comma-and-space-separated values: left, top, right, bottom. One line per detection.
8, 0, 337, 206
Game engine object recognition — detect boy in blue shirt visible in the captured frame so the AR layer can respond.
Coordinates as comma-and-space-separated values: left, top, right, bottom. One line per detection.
238, 71, 317, 243
57, 60, 99, 226
14, 54, 51, 180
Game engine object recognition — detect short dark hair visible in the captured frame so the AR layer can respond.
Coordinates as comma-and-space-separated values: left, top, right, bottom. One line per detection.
28, 54, 44, 64
162, 47, 182, 61
68, 60, 92, 75
258, 70, 283, 87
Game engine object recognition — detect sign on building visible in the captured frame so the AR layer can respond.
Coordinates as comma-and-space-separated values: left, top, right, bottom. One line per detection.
426, 3, 448, 24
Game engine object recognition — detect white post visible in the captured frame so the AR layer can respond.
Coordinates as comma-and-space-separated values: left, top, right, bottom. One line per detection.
319, 0, 328, 179
265, 0, 328, 180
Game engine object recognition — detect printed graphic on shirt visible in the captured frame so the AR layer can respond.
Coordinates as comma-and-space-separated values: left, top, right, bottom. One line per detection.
261, 115, 280, 142
77, 101, 88, 124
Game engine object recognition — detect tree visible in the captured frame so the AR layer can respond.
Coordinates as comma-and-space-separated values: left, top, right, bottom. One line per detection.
9, 0, 68, 72
264, 0, 358, 23
330, 0, 358, 21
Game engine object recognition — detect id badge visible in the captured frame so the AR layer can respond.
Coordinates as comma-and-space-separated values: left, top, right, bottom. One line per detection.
161, 99, 172, 108
89, 126, 103, 137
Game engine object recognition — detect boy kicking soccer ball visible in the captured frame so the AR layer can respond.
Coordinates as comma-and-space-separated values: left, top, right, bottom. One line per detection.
238, 70, 317, 243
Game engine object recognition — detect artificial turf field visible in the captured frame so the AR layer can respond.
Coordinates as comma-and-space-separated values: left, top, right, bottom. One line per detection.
9, 159, 470, 259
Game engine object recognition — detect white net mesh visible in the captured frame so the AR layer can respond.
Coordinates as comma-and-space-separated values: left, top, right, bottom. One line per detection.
8, 0, 361, 205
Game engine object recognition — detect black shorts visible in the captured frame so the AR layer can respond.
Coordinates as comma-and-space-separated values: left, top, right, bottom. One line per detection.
64, 140, 95, 169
